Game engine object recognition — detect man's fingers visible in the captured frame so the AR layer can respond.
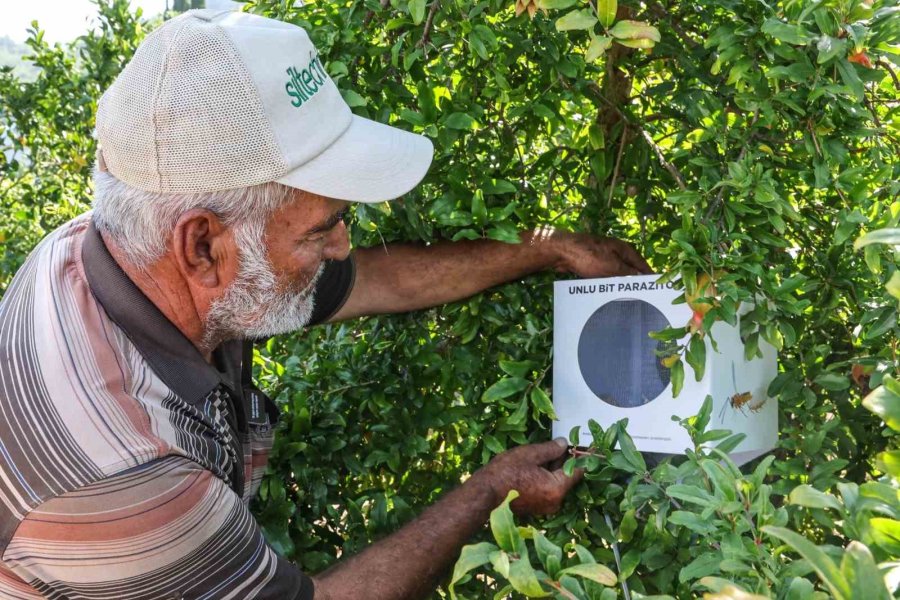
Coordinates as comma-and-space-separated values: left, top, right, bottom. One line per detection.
520, 438, 569, 465
614, 242, 653, 274
551, 466, 585, 497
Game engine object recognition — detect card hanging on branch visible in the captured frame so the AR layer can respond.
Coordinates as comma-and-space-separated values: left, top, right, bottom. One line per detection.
552, 275, 778, 465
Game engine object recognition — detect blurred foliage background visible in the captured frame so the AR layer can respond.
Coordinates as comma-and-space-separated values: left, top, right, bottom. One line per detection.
1, 0, 899, 597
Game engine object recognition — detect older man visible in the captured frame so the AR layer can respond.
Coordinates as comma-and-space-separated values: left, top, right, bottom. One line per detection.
0, 9, 649, 600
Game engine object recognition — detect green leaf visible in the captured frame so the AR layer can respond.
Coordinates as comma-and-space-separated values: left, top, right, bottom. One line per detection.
686, 335, 706, 381
649, 326, 689, 341
596, 0, 617, 28
617, 428, 646, 473
469, 31, 489, 61
340, 89, 367, 107
490, 550, 511, 578
486, 222, 522, 244
761, 526, 851, 599
490, 490, 522, 553
855, 228, 900, 249
666, 483, 716, 508
615, 37, 657, 48
814, 372, 850, 391
841, 541, 892, 600
817, 35, 847, 64
586, 35, 613, 62
761, 19, 814, 45
619, 509, 638, 542
483, 377, 529, 402
671, 359, 685, 397
876, 450, 900, 478
699, 459, 736, 501
537, 0, 578, 8
679, 553, 722, 582
484, 434, 506, 455
694, 395, 714, 433
481, 179, 518, 195
508, 551, 550, 597
870, 518, 900, 555
837, 59, 865, 101
450, 542, 497, 598
668, 510, 718, 535
556, 9, 597, 31
408, 0, 426, 25
531, 387, 557, 419
588, 123, 605, 149
608, 20, 661, 41
506, 397, 529, 427
862, 378, 900, 431
471, 189, 487, 226
444, 112, 478, 130
788, 484, 844, 511
499, 359, 538, 378
533, 529, 563, 575
886, 271, 900, 300
557, 563, 617, 586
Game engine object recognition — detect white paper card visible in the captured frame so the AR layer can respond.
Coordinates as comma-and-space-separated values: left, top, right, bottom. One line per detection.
552, 275, 778, 465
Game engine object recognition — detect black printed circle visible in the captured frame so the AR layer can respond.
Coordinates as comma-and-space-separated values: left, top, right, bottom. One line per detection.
577, 299, 672, 408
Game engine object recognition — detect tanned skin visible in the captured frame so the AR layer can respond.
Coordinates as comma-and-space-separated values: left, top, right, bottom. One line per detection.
335, 228, 651, 321
312, 440, 581, 600
101, 188, 650, 598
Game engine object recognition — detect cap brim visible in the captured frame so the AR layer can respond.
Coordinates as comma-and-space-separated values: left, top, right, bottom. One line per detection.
276, 115, 434, 203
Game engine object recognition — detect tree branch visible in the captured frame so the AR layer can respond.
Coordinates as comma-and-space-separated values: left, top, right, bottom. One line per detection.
876, 59, 900, 90
417, 0, 441, 51
608, 125, 628, 208
640, 128, 686, 190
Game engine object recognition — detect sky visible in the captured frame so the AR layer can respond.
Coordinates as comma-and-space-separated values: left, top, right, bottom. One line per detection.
0, 0, 240, 44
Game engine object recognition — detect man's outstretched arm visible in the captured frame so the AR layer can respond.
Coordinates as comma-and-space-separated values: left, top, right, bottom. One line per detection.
330, 228, 651, 321
313, 439, 580, 600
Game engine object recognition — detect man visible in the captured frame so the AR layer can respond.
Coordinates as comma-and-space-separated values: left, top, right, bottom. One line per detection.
0, 9, 650, 600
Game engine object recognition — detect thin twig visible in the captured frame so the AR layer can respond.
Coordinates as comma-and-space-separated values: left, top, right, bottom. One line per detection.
568, 448, 607, 459
808, 120, 823, 157
604, 513, 632, 600
607, 126, 628, 208
864, 95, 883, 129
325, 380, 377, 397
876, 59, 900, 90
361, 0, 390, 28
640, 129, 686, 190
417, 0, 441, 50
585, 82, 688, 193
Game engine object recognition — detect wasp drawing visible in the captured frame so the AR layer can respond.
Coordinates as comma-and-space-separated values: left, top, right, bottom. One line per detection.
719, 361, 767, 423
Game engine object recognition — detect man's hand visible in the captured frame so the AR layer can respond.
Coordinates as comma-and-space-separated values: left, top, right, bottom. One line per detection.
472, 438, 583, 516
543, 229, 653, 278
313, 439, 583, 600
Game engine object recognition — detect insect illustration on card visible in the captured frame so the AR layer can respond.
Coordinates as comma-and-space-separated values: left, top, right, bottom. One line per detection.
719, 361, 767, 423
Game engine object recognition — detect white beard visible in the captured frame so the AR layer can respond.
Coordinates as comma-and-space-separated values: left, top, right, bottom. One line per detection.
203, 220, 323, 349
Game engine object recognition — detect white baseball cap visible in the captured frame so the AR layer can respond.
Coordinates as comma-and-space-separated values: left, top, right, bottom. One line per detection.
95, 10, 433, 203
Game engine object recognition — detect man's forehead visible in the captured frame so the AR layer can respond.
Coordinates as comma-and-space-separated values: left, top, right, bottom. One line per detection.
288, 188, 347, 211
272, 189, 348, 231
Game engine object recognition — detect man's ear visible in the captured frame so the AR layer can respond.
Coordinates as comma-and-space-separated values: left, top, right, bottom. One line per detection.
171, 209, 235, 290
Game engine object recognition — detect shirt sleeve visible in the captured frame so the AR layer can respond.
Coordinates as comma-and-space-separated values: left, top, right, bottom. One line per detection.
307, 254, 356, 326
1, 457, 315, 600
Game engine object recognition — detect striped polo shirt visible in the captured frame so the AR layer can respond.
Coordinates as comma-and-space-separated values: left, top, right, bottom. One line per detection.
0, 214, 354, 599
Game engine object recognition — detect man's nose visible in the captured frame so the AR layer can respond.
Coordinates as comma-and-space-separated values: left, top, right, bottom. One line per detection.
323, 221, 351, 261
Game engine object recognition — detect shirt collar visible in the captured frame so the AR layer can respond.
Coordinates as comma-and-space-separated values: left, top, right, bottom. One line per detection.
81, 219, 237, 404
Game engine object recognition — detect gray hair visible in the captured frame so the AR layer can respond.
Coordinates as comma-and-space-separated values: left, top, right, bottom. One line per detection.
91, 169, 296, 268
